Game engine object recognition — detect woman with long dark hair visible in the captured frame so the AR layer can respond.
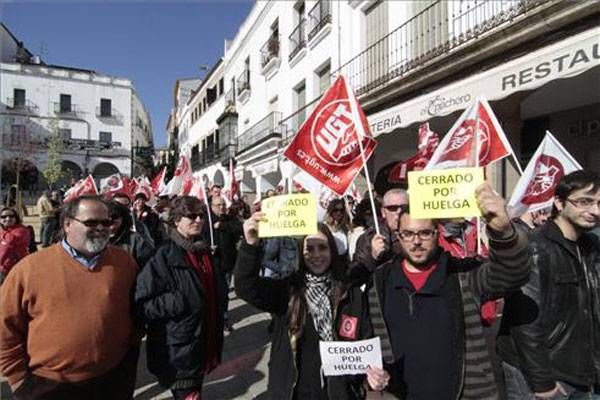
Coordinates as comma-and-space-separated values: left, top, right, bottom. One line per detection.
0, 206, 30, 284
235, 213, 370, 400
135, 196, 227, 400
324, 198, 352, 260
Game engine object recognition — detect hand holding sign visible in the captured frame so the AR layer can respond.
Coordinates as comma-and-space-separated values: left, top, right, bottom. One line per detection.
475, 183, 512, 236
243, 212, 265, 246
366, 366, 390, 392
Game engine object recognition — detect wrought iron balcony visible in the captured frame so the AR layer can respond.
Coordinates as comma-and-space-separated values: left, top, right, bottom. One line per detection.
95, 107, 124, 124
225, 88, 235, 108
289, 19, 306, 60
260, 35, 280, 68
307, 0, 332, 41
236, 70, 251, 97
53, 102, 82, 116
339, 0, 552, 96
237, 111, 282, 154
5, 98, 39, 114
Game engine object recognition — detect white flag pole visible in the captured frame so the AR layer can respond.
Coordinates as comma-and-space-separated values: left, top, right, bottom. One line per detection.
200, 181, 214, 248
344, 77, 380, 235
474, 99, 482, 257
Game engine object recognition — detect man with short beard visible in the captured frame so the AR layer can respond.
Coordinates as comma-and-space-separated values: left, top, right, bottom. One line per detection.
0, 195, 140, 399
364, 183, 531, 399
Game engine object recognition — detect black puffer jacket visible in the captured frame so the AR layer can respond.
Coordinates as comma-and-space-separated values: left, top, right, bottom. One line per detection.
497, 220, 600, 392
134, 239, 227, 388
234, 242, 370, 400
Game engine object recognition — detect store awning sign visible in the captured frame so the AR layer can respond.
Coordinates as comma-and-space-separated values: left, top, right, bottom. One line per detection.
408, 167, 484, 219
368, 26, 600, 137
258, 193, 318, 237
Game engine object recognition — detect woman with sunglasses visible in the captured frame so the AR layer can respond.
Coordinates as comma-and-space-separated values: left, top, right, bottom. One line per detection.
135, 196, 227, 400
324, 198, 352, 261
0, 207, 30, 285
235, 213, 370, 400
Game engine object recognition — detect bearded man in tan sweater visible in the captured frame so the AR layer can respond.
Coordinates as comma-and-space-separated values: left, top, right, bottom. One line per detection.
0, 195, 140, 400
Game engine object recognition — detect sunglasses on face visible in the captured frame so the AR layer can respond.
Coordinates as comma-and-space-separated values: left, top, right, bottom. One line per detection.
383, 204, 407, 213
184, 213, 205, 221
0, 214, 16, 219
71, 217, 113, 228
332, 208, 345, 212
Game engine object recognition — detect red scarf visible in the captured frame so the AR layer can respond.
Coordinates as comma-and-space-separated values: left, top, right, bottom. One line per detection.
186, 251, 219, 373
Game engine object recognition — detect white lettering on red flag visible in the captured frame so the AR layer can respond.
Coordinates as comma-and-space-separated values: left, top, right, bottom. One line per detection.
426, 97, 518, 170
508, 131, 582, 217
283, 75, 377, 196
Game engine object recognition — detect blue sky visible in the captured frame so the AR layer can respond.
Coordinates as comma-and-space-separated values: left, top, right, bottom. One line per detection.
0, 0, 254, 148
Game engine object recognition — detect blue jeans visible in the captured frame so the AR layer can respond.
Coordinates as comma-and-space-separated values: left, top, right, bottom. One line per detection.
503, 362, 600, 400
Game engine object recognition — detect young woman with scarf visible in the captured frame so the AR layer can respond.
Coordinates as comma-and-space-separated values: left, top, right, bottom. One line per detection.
135, 196, 228, 400
235, 212, 372, 400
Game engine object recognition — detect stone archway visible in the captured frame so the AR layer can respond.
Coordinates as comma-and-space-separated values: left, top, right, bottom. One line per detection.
1, 157, 40, 191
57, 161, 83, 189
92, 162, 119, 180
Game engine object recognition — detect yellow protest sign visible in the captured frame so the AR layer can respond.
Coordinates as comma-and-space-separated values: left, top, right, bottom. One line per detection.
408, 167, 484, 219
259, 193, 318, 238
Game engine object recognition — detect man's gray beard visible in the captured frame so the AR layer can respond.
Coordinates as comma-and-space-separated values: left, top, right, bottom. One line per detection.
84, 235, 110, 254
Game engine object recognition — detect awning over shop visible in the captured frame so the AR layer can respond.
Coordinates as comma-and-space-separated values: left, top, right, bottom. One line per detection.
367, 26, 600, 137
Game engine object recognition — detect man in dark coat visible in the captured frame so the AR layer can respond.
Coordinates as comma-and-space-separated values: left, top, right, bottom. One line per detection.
365, 183, 531, 400
210, 195, 242, 332
497, 171, 600, 399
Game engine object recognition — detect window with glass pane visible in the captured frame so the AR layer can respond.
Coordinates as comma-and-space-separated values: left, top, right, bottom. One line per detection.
13, 89, 25, 108
60, 94, 72, 113
59, 128, 72, 140
100, 99, 112, 117
99, 131, 112, 143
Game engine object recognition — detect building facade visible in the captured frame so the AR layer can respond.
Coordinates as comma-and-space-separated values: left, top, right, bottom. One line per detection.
171, 0, 599, 197
0, 23, 153, 194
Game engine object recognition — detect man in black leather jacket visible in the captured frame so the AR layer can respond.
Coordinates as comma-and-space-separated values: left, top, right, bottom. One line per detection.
497, 170, 600, 399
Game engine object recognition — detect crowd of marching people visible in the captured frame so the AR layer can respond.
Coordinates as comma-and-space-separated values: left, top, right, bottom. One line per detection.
0, 169, 598, 400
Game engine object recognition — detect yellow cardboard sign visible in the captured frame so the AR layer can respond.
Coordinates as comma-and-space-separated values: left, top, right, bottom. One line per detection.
259, 193, 318, 238
408, 167, 484, 219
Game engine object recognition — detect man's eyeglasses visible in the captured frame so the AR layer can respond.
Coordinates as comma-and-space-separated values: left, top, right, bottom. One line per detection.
71, 217, 112, 228
0, 214, 16, 219
398, 229, 437, 241
383, 204, 407, 213
567, 197, 600, 210
184, 213, 205, 221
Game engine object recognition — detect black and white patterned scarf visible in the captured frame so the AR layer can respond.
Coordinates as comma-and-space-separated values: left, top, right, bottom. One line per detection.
305, 271, 333, 341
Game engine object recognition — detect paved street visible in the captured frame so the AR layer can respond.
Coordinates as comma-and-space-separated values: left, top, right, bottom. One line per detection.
1, 288, 272, 400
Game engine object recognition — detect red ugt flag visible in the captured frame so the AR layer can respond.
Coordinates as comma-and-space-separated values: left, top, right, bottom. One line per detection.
508, 131, 582, 217
426, 97, 517, 170
283, 75, 377, 196
64, 175, 98, 203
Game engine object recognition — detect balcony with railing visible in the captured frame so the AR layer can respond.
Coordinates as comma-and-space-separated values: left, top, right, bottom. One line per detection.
5, 98, 39, 115
225, 88, 235, 108
237, 111, 282, 155
236, 70, 251, 103
95, 107, 124, 124
288, 19, 306, 61
53, 102, 83, 117
260, 35, 281, 76
307, 0, 332, 42
339, 0, 553, 97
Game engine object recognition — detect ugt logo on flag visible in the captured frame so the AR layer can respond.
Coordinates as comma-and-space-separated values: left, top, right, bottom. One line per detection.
284, 75, 376, 196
